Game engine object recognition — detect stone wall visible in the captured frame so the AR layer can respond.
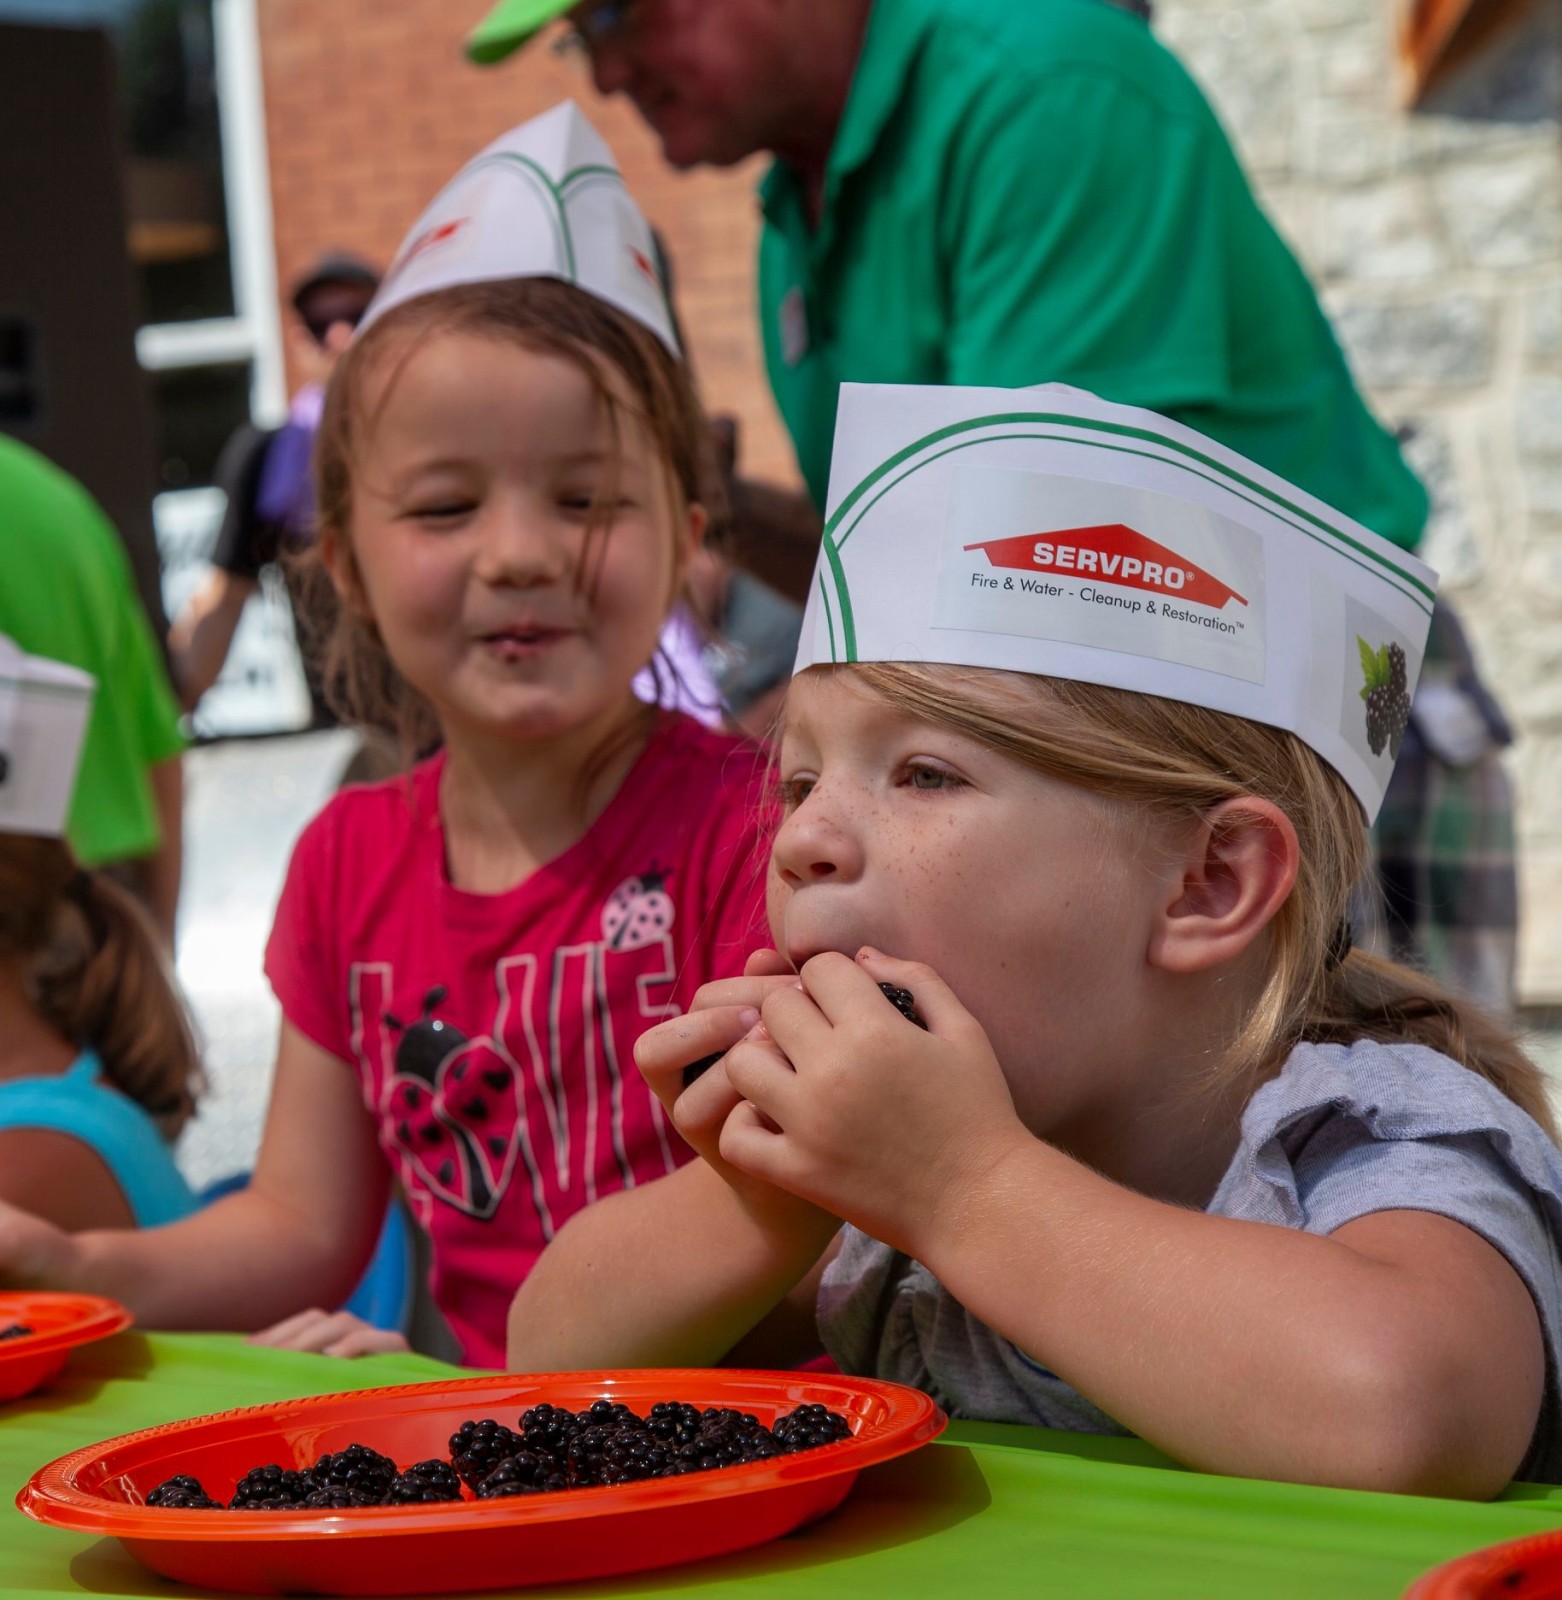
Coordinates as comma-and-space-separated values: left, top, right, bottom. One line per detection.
1156, 0, 1562, 999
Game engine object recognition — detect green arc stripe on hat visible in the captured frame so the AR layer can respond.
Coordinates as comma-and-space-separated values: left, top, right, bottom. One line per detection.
822, 411, 1436, 621
466, 0, 573, 64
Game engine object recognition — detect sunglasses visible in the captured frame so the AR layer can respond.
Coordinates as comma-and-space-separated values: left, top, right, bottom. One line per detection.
553, 0, 640, 57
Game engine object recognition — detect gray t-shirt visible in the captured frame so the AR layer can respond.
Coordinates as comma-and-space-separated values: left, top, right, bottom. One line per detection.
817, 1038, 1562, 1482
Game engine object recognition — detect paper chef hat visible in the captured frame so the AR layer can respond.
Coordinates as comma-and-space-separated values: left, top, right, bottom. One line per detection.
797, 384, 1438, 821
358, 101, 679, 355
0, 634, 95, 839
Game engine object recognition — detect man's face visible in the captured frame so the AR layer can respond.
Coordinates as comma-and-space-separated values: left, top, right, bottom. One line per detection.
572, 0, 792, 169
289, 280, 376, 385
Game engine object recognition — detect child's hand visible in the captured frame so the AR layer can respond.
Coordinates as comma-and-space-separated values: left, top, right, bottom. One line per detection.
0, 1199, 83, 1291
635, 948, 799, 1167
247, 1308, 411, 1359
720, 949, 1031, 1258
635, 948, 836, 1238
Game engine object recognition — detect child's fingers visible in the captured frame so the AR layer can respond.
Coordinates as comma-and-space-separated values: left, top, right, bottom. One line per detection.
743, 947, 794, 979
723, 1031, 805, 1124
690, 971, 801, 1015
246, 1308, 341, 1351
634, 1005, 760, 1109
852, 948, 982, 1036
718, 1097, 789, 1180
324, 1325, 412, 1359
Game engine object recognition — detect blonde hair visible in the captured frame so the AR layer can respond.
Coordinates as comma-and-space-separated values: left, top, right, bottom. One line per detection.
824, 662, 1554, 1138
0, 836, 203, 1138
294, 277, 719, 758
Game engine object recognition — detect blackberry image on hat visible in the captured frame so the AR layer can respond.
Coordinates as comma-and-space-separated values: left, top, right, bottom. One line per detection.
1358, 637, 1412, 760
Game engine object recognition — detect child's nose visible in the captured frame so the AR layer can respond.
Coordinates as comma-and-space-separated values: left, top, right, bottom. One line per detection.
475, 503, 563, 586
771, 800, 862, 888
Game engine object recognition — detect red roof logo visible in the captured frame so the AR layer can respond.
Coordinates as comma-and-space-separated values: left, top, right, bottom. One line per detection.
965, 524, 1248, 610
628, 246, 658, 287
393, 217, 469, 278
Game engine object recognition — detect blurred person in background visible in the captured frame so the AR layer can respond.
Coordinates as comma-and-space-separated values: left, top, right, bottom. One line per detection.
0, 437, 185, 945
0, 636, 201, 1234
468, 0, 1519, 1010
168, 253, 380, 724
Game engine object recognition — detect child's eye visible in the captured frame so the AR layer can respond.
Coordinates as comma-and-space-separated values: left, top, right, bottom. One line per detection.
410, 500, 473, 523
904, 762, 962, 792
777, 775, 815, 810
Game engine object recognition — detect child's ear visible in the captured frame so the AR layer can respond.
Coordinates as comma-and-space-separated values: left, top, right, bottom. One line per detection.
1146, 798, 1299, 975
319, 524, 372, 619
681, 500, 709, 570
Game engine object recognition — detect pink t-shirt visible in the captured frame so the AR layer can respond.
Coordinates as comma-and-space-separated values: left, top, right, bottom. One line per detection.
265, 714, 771, 1366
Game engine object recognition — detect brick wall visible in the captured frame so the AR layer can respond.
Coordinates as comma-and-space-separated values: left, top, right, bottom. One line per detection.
255, 0, 799, 485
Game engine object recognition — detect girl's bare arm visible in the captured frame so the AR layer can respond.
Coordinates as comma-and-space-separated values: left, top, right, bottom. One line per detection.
0, 1022, 390, 1329
506, 1156, 837, 1372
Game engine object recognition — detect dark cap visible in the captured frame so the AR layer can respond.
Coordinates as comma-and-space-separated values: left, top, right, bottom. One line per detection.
289, 252, 381, 315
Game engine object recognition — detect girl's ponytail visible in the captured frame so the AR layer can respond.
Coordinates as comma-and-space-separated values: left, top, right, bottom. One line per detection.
0, 836, 203, 1139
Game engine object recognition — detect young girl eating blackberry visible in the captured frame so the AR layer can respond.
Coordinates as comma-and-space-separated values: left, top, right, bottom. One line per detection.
508, 382, 1562, 1497
0, 107, 766, 1367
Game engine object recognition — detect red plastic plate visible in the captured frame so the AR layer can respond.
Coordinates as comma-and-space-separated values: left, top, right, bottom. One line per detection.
0, 1290, 132, 1402
1405, 1531, 1562, 1599
17, 1368, 946, 1595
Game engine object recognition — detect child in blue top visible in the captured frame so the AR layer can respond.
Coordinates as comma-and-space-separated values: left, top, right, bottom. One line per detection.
0, 640, 200, 1232
508, 383, 1562, 1498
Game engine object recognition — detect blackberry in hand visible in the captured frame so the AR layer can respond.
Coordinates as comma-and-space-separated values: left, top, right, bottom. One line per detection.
382, 1459, 462, 1504
308, 1443, 397, 1502
228, 1464, 312, 1509
682, 1052, 722, 1089
878, 984, 928, 1029
147, 1475, 222, 1509
772, 1403, 853, 1451
449, 1418, 525, 1488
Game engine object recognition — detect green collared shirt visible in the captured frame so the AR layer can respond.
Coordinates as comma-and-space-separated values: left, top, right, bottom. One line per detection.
758, 0, 1428, 549
0, 436, 185, 865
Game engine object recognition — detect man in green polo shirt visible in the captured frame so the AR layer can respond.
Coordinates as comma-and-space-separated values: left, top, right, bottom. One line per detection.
467, 0, 1428, 556
0, 436, 186, 941
467, 0, 1517, 1012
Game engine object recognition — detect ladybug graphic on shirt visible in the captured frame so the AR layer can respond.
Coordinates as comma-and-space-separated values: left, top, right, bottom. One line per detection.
601, 869, 675, 950
385, 985, 521, 1219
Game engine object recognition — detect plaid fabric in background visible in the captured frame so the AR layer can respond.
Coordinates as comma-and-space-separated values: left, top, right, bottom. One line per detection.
1356, 602, 1519, 1014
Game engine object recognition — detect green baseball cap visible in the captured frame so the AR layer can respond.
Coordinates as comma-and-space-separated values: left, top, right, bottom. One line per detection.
466, 0, 573, 64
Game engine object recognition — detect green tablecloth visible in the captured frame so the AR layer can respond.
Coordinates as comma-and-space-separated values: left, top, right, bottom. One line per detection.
5, 1331, 1562, 1598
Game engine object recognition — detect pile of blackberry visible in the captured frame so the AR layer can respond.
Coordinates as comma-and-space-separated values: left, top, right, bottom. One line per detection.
0, 1323, 33, 1341
143, 1399, 853, 1511
1365, 642, 1412, 759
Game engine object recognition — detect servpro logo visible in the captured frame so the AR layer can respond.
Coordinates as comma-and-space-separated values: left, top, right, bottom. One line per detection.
965, 524, 1248, 611
388, 217, 470, 283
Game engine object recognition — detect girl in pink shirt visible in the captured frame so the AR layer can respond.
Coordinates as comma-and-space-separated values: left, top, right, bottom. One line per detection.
0, 274, 769, 1367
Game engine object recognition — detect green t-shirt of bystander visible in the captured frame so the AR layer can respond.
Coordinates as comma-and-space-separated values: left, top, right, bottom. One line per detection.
0, 435, 185, 866
758, 0, 1429, 550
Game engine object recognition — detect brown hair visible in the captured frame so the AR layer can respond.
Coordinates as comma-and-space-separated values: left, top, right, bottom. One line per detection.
0, 836, 203, 1138
821, 662, 1555, 1137
295, 277, 720, 757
